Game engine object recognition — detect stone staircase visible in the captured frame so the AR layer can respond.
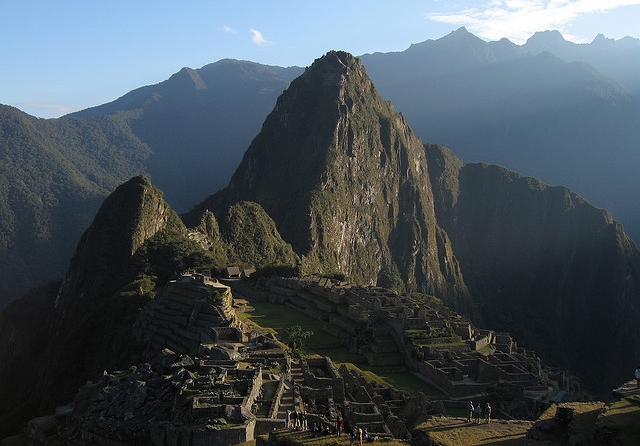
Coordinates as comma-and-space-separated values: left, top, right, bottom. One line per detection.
277, 360, 305, 424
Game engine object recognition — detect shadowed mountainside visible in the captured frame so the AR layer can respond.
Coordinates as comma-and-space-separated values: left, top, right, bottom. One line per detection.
0, 61, 302, 308
426, 143, 640, 393
360, 27, 640, 242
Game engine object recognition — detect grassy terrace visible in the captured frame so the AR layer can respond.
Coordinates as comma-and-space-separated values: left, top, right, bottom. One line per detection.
237, 301, 442, 396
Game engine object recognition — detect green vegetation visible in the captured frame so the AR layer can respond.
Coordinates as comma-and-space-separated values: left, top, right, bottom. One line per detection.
239, 300, 441, 395
238, 301, 335, 347
136, 225, 221, 285
377, 263, 404, 292
221, 201, 299, 268
116, 274, 157, 298
285, 326, 314, 356
0, 105, 151, 306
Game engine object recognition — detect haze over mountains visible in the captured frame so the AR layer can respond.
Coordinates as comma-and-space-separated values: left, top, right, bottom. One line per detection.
360, 27, 640, 244
1, 28, 639, 311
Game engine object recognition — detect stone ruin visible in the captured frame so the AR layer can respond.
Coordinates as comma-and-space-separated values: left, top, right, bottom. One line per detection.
23, 272, 582, 444
232, 275, 582, 416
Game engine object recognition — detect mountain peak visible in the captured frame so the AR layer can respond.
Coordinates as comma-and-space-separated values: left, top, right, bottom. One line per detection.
527, 30, 566, 44
439, 26, 482, 44
187, 51, 469, 302
452, 26, 470, 36
302, 50, 363, 86
56, 176, 177, 311
524, 30, 570, 52
592, 33, 614, 45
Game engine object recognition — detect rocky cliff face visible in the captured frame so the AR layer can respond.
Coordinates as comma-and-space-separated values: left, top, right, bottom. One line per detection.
186, 51, 469, 307
425, 143, 640, 393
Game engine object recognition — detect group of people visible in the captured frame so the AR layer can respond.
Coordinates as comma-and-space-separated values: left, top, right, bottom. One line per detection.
466, 401, 491, 424
349, 426, 371, 445
285, 409, 308, 430
285, 410, 372, 443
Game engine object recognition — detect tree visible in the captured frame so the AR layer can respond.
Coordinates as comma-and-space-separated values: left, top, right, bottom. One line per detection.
284, 326, 313, 356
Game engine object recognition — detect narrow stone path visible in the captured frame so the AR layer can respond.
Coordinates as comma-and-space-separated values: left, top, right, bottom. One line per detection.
277, 360, 304, 424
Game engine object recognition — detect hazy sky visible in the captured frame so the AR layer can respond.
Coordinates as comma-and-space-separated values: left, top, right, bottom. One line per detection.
2, 0, 639, 118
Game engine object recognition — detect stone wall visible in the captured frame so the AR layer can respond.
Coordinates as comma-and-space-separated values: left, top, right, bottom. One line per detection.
148, 420, 256, 446
302, 357, 345, 403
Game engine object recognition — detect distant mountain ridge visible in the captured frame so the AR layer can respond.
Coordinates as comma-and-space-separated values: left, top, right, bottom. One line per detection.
360, 27, 640, 243
70, 59, 303, 210
523, 29, 640, 95
0, 61, 302, 307
1, 27, 639, 313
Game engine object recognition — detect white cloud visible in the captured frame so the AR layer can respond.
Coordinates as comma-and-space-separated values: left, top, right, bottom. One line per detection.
250, 28, 273, 46
426, 0, 640, 43
223, 25, 237, 34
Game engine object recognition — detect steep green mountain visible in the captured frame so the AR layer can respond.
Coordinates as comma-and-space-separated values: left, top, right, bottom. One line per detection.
186, 50, 640, 394
185, 51, 470, 309
425, 144, 640, 394
359, 27, 640, 242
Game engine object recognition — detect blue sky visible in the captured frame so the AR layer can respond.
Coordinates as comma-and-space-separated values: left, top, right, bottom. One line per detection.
2, 1, 639, 118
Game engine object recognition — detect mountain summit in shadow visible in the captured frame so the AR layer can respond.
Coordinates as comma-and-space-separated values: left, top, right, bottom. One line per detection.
360, 28, 640, 243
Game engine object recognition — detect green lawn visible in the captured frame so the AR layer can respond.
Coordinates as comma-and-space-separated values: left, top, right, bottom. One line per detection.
240, 300, 442, 396
239, 301, 338, 347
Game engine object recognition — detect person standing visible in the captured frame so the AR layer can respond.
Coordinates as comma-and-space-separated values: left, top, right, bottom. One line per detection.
466, 401, 473, 422
285, 409, 291, 428
475, 403, 482, 424
635, 365, 640, 389
485, 402, 492, 424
